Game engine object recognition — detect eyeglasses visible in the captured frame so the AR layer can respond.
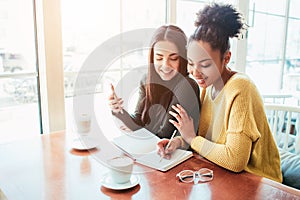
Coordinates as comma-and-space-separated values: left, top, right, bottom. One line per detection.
176, 168, 213, 184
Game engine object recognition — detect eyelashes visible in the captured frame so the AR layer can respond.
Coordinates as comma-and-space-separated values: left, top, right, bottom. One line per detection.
155, 56, 179, 62
188, 63, 211, 68
170, 57, 179, 61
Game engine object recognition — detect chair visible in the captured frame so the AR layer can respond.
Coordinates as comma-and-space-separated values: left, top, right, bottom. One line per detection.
264, 103, 300, 154
279, 149, 300, 189
262, 93, 293, 104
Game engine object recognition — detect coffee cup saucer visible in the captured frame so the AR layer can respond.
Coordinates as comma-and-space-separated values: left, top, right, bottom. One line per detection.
71, 137, 99, 150
100, 173, 140, 190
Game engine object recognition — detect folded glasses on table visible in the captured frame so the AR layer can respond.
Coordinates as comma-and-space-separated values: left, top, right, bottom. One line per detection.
176, 168, 213, 184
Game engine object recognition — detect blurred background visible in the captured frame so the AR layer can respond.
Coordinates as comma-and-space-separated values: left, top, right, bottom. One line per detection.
1, 0, 300, 143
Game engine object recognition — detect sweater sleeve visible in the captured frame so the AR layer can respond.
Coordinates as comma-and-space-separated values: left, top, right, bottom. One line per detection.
191, 132, 252, 172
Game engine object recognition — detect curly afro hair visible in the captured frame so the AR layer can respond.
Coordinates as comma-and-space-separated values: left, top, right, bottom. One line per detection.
191, 3, 246, 57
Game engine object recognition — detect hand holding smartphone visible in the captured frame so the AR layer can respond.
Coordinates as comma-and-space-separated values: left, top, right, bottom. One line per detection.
110, 84, 124, 114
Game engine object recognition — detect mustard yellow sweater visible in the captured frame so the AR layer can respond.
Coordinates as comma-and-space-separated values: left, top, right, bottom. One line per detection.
191, 73, 282, 182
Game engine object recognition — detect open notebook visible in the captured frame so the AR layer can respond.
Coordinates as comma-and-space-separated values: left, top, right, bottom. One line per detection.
112, 128, 193, 172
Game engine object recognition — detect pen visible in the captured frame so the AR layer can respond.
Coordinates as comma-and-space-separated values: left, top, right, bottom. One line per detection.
111, 84, 123, 114
159, 130, 177, 162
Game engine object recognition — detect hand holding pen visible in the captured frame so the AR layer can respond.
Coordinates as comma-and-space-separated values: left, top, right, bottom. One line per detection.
109, 83, 124, 114
158, 130, 177, 162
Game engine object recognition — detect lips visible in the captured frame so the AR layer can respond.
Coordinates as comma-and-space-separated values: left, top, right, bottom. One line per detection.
193, 76, 207, 85
161, 70, 172, 74
160, 69, 173, 74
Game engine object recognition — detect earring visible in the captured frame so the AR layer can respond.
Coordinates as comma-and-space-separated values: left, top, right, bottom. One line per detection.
224, 55, 230, 64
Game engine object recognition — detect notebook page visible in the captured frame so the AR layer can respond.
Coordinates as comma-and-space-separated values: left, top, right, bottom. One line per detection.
136, 149, 193, 171
112, 128, 160, 157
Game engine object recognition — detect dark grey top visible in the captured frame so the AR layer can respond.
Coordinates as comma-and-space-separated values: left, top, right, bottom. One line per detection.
113, 73, 200, 139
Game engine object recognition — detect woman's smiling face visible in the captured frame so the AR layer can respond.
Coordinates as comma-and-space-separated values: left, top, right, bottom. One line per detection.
153, 40, 180, 81
187, 40, 223, 88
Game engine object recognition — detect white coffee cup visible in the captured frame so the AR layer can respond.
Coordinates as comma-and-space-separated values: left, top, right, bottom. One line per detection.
107, 156, 134, 184
76, 113, 91, 133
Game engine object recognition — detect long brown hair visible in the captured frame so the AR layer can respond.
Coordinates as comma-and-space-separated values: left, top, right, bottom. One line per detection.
142, 25, 188, 124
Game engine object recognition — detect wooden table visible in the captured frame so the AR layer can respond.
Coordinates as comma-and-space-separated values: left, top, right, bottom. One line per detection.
0, 131, 300, 200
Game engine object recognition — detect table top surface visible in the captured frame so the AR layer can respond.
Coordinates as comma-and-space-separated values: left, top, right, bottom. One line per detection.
0, 131, 300, 200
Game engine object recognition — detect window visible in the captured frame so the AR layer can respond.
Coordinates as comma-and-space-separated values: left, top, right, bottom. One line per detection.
0, 0, 41, 143
61, 0, 166, 132
246, 0, 287, 93
246, 0, 300, 97
284, 0, 300, 94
